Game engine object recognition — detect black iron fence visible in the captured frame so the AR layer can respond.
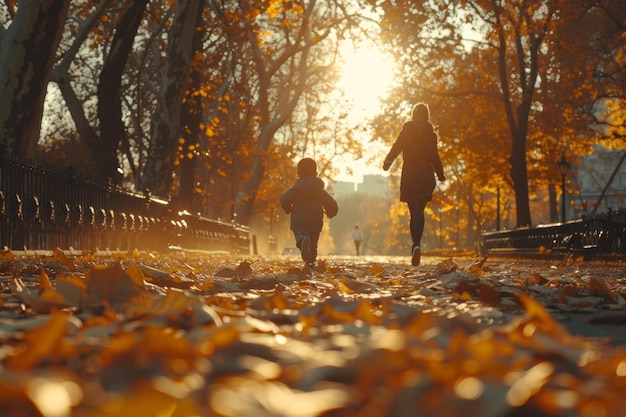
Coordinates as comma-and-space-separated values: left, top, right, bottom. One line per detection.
0, 148, 251, 254
481, 209, 626, 259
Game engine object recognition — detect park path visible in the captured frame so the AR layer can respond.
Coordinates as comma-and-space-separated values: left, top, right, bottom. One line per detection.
1, 249, 626, 416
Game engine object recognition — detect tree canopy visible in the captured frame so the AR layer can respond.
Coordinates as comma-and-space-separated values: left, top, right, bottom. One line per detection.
0, 0, 624, 249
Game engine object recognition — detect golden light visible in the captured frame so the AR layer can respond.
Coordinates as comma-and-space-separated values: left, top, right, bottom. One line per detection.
334, 43, 396, 182
337, 44, 395, 122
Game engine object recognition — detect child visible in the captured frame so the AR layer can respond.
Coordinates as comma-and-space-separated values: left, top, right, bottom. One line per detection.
280, 158, 338, 267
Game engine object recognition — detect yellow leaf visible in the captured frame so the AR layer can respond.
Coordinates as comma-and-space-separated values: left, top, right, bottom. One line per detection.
39, 268, 52, 292
5, 311, 71, 370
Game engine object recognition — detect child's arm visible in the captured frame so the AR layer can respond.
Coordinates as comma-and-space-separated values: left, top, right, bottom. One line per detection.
279, 188, 294, 214
322, 192, 338, 218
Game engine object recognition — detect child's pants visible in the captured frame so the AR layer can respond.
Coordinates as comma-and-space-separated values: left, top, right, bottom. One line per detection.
293, 230, 320, 262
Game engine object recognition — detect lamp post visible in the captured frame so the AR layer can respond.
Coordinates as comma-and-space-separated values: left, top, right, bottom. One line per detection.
496, 185, 501, 230
557, 152, 570, 223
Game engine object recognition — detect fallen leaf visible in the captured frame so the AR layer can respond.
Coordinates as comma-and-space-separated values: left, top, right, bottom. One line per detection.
0, 249, 16, 260
38, 269, 52, 293
587, 276, 615, 302
86, 263, 145, 308
436, 259, 458, 274
215, 267, 237, 278
5, 311, 73, 370
235, 261, 253, 278
53, 248, 76, 271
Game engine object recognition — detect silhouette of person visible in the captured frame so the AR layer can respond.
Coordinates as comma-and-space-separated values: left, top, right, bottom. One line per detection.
352, 224, 363, 256
280, 158, 338, 268
382, 103, 445, 266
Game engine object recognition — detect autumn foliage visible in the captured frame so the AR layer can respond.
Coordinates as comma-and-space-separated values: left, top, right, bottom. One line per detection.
1, 249, 626, 416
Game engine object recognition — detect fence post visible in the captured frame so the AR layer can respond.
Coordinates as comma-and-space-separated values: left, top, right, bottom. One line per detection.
0, 143, 5, 249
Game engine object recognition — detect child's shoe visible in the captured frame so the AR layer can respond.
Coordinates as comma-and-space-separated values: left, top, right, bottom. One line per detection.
301, 236, 311, 262
411, 246, 421, 266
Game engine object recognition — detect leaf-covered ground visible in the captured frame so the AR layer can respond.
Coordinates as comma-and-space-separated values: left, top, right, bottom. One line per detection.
1, 249, 626, 417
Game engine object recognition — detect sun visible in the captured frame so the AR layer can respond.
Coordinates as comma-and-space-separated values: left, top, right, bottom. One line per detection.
333, 43, 395, 182
337, 44, 395, 121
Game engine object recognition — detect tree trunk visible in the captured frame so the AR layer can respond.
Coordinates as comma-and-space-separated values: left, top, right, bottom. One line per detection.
234, 146, 267, 225
96, 0, 148, 184
232, 0, 321, 225
0, 0, 70, 156
141, 0, 202, 197
178, 0, 205, 212
509, 133, 532, 227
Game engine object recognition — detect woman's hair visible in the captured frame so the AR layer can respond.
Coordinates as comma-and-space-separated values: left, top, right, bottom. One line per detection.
412, 103, 430, 121
297, 157, 317, 177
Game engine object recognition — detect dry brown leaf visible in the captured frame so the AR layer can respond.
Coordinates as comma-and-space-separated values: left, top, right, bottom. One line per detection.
338, 275, 380, 293
235, 261, 253, 278
55, 274, 87, 308
468, 255, 489, 276
249, 290, 289, 311
86, 263, 145, 308
215, 267, 237, 278
587, 276, 615, 302
436, 258, 458, 274
478, 283, 502, 306
0, 249, 16, 260
5, 311, 72, 370
17, 289, 71, 313
531, 272, 548, 285
370, 265, 385, 276
53, 248, 76, 271
137, 264, 194, 289
124, 290, 204, 320
10, 277, 70, 313
38, 268, 52, 293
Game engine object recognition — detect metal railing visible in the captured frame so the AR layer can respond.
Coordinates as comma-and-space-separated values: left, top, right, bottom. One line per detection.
0, 147, 251, 254
481, 209, 626, 259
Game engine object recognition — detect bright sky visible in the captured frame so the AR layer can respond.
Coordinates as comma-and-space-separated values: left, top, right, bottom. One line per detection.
335, 44, 395, 182
337, 46, 394, 121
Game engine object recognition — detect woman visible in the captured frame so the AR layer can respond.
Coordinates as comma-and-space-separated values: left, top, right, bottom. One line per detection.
382, 103, 445, 266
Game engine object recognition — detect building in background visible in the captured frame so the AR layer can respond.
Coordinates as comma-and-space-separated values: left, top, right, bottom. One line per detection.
572, 145, 626, 218
334, 174, 394, 199
329, 174, 397, 255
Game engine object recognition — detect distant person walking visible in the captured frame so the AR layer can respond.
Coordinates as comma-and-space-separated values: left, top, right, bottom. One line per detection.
382, 103, 445, 266
280, 158, 338, 268
352, 224, 363, 256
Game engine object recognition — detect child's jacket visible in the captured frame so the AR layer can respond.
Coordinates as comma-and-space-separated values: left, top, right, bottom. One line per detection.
280, 176, 338, 232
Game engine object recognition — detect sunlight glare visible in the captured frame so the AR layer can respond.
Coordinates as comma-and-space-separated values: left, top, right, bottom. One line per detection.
334, 43, 395, 182
338, 45, 394, 121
